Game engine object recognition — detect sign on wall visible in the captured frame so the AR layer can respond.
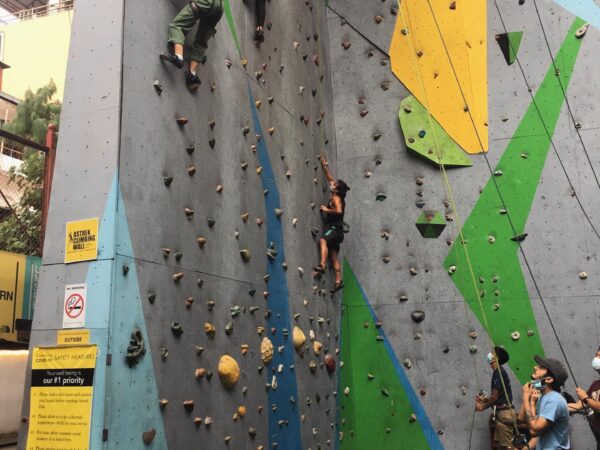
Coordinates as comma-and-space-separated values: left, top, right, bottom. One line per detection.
62, 284, 87, 329
26, 345, 97, 450
64, 218, 99, 264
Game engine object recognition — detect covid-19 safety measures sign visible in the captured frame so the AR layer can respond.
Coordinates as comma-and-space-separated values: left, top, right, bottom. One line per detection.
26, 345, 97, 450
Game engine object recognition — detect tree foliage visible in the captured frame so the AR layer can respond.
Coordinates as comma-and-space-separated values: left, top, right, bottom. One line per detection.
0, 81, 61, 255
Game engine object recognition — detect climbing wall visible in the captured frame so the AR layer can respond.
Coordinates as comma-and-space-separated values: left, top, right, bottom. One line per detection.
17, 0, 600, 449
329, 0, 600, 448
19, 0, 341, 449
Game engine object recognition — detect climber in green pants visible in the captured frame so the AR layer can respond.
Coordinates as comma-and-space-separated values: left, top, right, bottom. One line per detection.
160, 0, 224, 91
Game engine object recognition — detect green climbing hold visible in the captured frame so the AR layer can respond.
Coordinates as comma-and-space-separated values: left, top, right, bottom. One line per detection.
415, 210, 446, 238
496, 31, 523, 66
398, 95, 472, 168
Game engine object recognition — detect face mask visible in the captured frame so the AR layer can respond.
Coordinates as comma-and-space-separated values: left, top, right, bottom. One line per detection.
592, 357, 600, 371
531, 379, 545, 390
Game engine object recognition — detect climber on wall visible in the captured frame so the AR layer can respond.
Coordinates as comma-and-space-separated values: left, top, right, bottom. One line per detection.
160, 0, 224, 91
475, 346, 516, 449
254, 0, 267, 43
313, 156, 350, 294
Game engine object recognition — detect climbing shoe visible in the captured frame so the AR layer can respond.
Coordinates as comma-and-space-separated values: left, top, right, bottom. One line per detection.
185, 70, 201, 91
331, 281, 344, 294
254, 29, 264, 43
159, 52, 184, 69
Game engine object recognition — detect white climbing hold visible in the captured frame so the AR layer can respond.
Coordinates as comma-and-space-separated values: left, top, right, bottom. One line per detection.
575, 23, 590, 38
448, 265, 456, 274
579, 271, 588, 280
511, 331, 520, 341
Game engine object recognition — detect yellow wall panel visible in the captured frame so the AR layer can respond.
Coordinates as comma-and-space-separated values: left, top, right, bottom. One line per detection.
390, 0, 488, 154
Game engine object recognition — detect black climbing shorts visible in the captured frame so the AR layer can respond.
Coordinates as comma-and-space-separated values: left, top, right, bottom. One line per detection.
322, 226, 344, 253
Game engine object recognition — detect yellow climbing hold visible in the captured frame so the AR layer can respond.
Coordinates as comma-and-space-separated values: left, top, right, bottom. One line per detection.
293, 326, 306, 350
260, 337, 274, 365
389, 0, 488, 154
218, 355, 240, 389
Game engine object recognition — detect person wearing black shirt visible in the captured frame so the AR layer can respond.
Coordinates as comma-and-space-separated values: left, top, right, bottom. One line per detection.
312, 156, 349, 293
476, 346, 515, 449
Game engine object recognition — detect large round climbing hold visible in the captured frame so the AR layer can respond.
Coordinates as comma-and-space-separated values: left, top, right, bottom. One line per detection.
324, 354, 336, 374
411, 310, 425, 323
218, 355, 240, 390
293, 326, 306, 350
260, 337, 274, 366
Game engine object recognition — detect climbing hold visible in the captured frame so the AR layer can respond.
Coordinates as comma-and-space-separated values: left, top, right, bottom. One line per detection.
122, 264, 129, 276
403, 359, 412, 369
160, 347, 169, 361
171, 322, 183, 337
575, 23, 590, 38
153, 80, 163, 94
173, 272, 184, 283
196, 237, 207, 248
163, 176, 173, 187
511, 233, 528, 242
275, 208, 284, 217
374, 15, 383, 24
376, 192, 387, 201
204, 322, 216, 337
176, 117, 188, 126
159, 399, 168, 408
261, 337, 274, 365
142, 428, 156, 445
415, 210, 446, 238
511, 331, 521, 341
496, 32, 523, 65
579, 271, 588, 280
411, 310, 425, 323
469, 345, 478, 354
415, 177, 424, 186
218, 355, 240, 390
195, 346, 205, 355
448, 266, 456, 274
293, 326, 306, 350
184, 207, 194, 219
186, 145, 195, 155
488, 236, 496, 244
126, 329, 145, 366
313, 341, 323, 355
325, 354, 336, 374
225, 321, 234, 335
409, 267, 418, 276
216, 184, 223, 193
183, 400, 194, 412
469, 331, 478, 339
494, 170, 503, 176
240, 249, 251, 262
195, 368, 207, 379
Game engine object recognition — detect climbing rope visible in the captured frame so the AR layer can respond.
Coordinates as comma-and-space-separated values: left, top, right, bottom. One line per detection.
417, 0, 581, 395
396, 0, 520, 440
530, 0, 600, 194
490, 0, 600, 242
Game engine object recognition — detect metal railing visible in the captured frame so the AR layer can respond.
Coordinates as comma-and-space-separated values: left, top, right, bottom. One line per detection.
0, 0, 73, 25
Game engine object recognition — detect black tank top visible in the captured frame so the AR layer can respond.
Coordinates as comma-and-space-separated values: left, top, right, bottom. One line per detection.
324, 195, 345, 227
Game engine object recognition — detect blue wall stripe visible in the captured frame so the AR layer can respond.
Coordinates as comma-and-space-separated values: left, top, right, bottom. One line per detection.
248, 82, 303, 450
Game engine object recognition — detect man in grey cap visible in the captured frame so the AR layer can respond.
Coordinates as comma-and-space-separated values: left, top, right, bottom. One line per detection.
519, 355, 570, 449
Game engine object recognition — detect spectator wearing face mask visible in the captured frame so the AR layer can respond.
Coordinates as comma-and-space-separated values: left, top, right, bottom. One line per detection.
567, 347, 600, 449
518, 355, 570, 450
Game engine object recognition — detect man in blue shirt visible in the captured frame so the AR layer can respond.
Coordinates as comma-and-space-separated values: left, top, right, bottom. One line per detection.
476, 346, 515, 448
520, 355, 570, 449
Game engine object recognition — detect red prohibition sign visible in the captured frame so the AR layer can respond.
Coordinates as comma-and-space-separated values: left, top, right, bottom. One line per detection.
65, 293, 84, 319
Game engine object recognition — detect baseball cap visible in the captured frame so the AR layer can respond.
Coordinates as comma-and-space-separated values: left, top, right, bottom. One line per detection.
534, 355, 568, 386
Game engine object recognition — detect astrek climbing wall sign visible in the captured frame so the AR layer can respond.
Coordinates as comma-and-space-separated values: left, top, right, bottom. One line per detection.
64, 218, 99, 264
